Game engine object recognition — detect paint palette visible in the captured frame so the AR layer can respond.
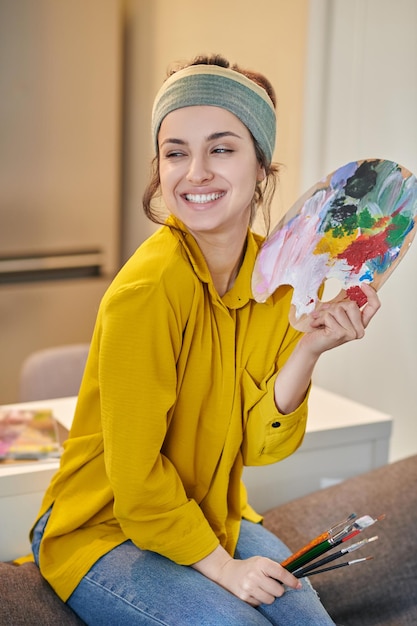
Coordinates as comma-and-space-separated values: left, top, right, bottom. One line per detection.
252, 159, 417, 331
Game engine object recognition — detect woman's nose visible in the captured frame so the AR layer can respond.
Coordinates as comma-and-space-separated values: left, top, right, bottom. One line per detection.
186, 154, 213, 184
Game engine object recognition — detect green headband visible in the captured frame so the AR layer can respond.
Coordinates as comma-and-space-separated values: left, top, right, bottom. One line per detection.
151, 64, 276, 164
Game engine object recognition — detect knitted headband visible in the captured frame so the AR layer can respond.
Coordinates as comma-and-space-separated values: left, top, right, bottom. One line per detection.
151, 64, 276, 164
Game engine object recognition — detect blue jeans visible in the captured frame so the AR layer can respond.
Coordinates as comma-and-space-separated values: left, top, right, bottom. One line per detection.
32, 510, 335, 625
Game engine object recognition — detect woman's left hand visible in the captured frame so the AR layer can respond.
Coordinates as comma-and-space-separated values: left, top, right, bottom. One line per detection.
303, 282, 381, 356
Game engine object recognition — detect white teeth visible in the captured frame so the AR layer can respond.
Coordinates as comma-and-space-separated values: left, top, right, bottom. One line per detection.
184, 192, 224, 203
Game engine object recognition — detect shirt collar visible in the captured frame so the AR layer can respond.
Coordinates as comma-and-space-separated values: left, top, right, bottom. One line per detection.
167, 215, 262, 310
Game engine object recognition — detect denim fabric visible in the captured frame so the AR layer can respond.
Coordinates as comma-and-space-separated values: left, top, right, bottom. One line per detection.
32, 511, 334, 625
32, 507, 52, 566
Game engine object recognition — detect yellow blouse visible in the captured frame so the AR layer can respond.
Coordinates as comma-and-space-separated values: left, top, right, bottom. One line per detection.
35, 217, 308, 601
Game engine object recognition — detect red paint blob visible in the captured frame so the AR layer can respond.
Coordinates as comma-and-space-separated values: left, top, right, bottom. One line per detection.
338, 231, 390, 272
346, 285, 368, 307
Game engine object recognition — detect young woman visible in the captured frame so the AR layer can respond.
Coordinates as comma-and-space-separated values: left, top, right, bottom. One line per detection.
31, 54, 380, 625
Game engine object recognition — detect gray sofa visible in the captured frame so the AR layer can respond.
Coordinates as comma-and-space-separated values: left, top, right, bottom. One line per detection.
2, 454, 416, 625
264, 454, 417, 626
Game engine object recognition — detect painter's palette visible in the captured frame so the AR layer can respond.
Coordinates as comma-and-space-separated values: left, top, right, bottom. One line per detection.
252, 159, 417, 331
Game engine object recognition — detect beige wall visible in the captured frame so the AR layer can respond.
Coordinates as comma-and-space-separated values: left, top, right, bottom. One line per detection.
121, 0, 309, 259
303, 0, 417, 462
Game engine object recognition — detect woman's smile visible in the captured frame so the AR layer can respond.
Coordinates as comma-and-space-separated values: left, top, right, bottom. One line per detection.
183, 191, 226, 204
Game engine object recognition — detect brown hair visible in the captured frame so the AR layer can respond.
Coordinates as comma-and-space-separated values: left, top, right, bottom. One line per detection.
142, 54, 279, 233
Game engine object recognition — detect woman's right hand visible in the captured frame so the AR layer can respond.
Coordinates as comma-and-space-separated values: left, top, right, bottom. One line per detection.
192, 545, 301, 607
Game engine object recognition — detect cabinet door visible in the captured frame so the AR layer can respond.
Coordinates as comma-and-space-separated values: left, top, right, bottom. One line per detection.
0, 0, 121, 274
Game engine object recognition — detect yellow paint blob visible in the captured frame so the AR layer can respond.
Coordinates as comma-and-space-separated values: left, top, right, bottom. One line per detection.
314, 229, 358, 257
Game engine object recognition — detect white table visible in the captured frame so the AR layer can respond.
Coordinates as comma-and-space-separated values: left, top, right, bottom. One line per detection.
0, 389, 392, 561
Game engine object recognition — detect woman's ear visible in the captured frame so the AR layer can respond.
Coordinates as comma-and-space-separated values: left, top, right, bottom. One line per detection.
257, 165, 266, 182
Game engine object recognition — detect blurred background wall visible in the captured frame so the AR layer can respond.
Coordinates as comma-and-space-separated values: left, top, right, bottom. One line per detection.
120, 0, 309, 259
302, 0, 417, 463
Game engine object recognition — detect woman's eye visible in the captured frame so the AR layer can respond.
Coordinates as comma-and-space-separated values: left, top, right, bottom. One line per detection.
165, 150, 185, 158
213, 147, 234, 154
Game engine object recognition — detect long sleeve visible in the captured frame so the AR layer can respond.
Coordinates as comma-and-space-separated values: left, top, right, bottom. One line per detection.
98, 277, 220, 564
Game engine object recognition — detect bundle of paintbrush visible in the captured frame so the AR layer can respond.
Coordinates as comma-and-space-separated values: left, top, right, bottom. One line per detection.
281, 512, 385, 578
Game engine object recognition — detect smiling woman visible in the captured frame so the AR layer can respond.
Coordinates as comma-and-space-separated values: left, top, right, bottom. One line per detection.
144, 57, 279, 234
158, 105, 264, 291
30, 53, 381, 626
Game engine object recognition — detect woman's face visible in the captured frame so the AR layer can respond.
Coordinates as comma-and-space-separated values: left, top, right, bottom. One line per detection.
158, 106, 264, 239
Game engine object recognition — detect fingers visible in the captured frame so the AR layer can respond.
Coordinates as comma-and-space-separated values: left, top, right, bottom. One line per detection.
220, 557, 301, 607
310, 283, 381, 341
359, 282, 381, 327
244, 580, 281, 607
310, 299, 364, 340
249, 559, 301, 606
265, 561, 302, 591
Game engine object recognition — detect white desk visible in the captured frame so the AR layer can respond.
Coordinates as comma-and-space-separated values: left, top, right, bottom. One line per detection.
0, 388, 392, 561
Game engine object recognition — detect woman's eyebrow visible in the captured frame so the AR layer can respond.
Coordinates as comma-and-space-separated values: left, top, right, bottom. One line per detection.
160, 131, 243, 148
207, 131, 242, 141
160, 137, 186, 147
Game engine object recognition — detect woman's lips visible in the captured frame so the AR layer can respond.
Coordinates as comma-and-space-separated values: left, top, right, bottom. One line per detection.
183, 192, 225, 203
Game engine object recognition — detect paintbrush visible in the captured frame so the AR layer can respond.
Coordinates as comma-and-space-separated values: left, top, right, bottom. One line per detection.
293, 535, 379, 577
284, 514, 384, 573
295, 556, 373, 578
280, 513, 357, 569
